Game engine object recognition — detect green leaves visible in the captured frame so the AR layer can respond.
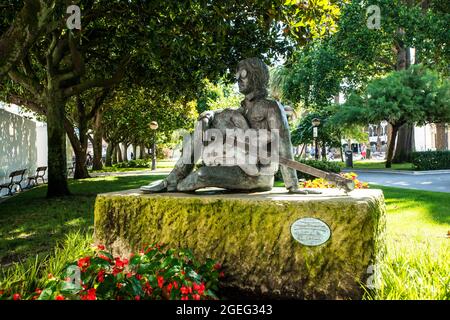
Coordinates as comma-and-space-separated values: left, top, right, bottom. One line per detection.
126, 277, 144, 297
291, 109, 342, 148
59, 281, 81, 296
281, 0, 342, 43
186, 270, 202, 283
37, 288, 53, 300
337, 65, 450, 128
17, 243, 224, 300
274, 41, 344, 108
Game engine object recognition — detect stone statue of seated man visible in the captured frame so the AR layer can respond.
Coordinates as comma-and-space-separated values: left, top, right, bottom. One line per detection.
141, 57, 313, 194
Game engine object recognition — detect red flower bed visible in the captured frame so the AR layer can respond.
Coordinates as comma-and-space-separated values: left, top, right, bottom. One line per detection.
0, 244, 223, 300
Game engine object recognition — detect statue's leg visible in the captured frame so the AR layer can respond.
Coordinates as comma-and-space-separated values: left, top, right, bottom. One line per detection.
141, 119, 208, 193
176, 166, 273, 192
164, 158, 195, 191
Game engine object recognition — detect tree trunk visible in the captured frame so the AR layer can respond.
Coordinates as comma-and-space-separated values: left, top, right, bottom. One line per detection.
386, 124, 400, 168
321, 144, 326, 161
73, 147, 90, 179
123, 143, 128, 162
76, 118, 90, 179
105, 143, 113, 167
92, 109, 104, 170
435, 123, 447, 150
376, 125, 382, 152
390, 27, 414, 163
132, 144, 137, 160
139, 144, 145, 159
46, 94, 71, 197
65, 99, 90, 180
66, 128, 90, 179
117, 145, 123, 163
392, 123, 414, 163
112, 145, 118, 164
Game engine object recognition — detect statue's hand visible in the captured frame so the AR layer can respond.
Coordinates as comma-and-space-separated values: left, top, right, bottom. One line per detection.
198, 110, 215, 122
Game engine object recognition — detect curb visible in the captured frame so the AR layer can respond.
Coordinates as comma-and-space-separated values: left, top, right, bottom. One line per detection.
342, 169, 450, 175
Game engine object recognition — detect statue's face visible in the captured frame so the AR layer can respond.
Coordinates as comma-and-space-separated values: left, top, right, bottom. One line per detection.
236, 67, 253, 95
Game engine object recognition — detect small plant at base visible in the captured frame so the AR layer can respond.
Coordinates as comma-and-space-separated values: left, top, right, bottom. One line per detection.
299, 172, 369, 189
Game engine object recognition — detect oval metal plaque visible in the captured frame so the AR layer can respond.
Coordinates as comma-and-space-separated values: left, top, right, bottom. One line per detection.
291, 218, 331, 246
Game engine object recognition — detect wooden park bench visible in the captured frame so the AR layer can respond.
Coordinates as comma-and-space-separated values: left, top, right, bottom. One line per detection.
27, 166, 47, 187
0, 169, 27, 196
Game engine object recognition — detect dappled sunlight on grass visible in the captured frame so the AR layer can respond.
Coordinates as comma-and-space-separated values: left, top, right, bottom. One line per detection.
64, 218, 85, 227
365, 237, 449, 300
379, 186, 450, 239
0, 174, 164, 265
1, 175, 448, 299
0, 232, 94, 294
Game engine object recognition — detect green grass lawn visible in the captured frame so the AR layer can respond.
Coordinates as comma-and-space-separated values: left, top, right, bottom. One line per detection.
338, 160, 414, 170
0, 175, 448, 299
0, 175, 165, 266
90, 167, 150, 173
370, 187, 449, 300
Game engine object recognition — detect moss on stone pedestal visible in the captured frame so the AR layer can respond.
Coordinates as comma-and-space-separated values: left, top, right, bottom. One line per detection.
94, 188, 385, 299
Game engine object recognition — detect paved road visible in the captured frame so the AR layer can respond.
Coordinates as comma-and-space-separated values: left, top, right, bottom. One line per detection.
93, 169, 450, 193
346, 170, 450, 193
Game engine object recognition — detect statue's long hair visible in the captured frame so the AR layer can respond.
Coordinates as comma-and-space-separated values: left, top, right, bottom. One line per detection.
237, 58, 269, 97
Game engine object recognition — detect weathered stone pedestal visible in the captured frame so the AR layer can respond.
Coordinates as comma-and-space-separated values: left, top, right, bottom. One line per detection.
94, 188, 385, 299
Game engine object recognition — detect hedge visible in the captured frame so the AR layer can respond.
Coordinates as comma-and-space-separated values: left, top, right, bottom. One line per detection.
411, 151, 450, 170
113, 159, 151, 168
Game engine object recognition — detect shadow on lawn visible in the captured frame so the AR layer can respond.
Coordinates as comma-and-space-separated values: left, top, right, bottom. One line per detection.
0, 175, 165, 266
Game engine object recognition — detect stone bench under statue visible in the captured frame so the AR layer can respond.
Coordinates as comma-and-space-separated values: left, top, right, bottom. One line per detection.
94, 187, 385, 299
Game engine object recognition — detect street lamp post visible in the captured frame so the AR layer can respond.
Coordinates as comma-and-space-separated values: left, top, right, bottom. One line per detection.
150, 121, 158, 171
312, 118, 320, 160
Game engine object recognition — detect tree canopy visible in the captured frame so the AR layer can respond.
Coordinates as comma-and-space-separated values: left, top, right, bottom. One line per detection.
334, 65, 450, 167
274, 0, 450, 108
272, 0, 450, 163
1, 0, 346, 197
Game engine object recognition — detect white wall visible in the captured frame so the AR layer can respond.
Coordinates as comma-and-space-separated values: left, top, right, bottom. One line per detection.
415, 124, 435, 151
0, 108, 49, 195
36, 122, 48, 168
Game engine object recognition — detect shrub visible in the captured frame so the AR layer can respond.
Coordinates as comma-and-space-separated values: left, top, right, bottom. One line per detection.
113, 159, 151, 169
275, 158, 341, 181
0, 243, 223, 300
411, 151, 450, 170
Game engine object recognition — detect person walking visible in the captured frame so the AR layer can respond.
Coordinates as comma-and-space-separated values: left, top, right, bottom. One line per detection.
361, 144, 366, 160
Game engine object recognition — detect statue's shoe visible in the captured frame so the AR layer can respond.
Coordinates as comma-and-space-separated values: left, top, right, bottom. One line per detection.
304, 189, 322, 194
140, 179, 168, 193
288, 188, 322, 195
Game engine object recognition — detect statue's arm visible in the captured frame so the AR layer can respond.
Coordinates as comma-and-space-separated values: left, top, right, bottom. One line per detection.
267, 102, 299, 191
199, 106, 241, 122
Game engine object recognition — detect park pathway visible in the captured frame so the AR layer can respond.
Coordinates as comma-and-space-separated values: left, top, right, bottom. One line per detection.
343, 169, 450, 193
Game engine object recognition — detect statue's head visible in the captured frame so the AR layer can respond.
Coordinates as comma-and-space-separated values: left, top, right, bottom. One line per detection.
236, 58, 269, 97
